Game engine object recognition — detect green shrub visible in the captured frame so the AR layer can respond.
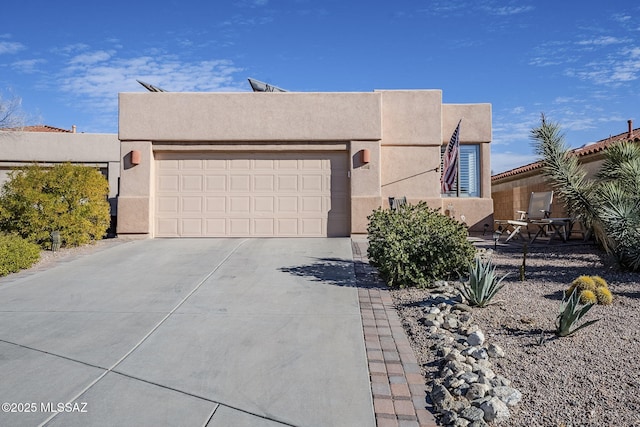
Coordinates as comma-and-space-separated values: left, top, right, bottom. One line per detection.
460, 257, 509, 307
367, 202, 475, 288
0, 234, 40, 276
0, 163, 110, 248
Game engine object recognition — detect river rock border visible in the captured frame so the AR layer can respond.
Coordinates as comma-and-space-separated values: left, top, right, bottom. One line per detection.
422, 280, 521, 426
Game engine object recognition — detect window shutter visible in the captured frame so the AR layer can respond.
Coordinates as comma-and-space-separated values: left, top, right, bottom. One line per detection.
441, 145, 480, 197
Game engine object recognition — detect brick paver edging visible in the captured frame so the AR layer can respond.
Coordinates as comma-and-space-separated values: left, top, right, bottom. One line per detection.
352, 240, 438, 427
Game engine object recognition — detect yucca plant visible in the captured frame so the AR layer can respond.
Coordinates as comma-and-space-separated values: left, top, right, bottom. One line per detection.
531, 114, 640, 271
556, 288, 600, 337
460, 257, 509, 307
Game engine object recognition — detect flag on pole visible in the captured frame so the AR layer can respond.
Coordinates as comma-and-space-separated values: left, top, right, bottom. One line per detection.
441, 120, 461, 193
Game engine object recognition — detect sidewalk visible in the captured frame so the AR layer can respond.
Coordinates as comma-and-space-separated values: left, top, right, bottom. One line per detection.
352, 239, 438, 427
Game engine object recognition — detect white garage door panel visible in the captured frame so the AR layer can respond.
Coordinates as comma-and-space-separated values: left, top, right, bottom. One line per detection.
155, 152, 350, 237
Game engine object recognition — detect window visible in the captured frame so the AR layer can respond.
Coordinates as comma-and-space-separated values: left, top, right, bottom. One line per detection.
441, 144, 480, 197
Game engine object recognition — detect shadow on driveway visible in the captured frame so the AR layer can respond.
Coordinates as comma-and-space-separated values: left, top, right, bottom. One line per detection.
279, 257, 387, 289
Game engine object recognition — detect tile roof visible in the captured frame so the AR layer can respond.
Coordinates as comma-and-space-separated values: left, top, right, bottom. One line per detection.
18, 124, 73, 133
492, 126, 640, 181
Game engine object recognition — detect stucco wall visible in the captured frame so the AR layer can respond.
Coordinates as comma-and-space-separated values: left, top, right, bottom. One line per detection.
0, 131, 120, 202
491, 156, 606, 223
119, 92, 382, 142
378, 94, 493, 231
118, 90, 493, 236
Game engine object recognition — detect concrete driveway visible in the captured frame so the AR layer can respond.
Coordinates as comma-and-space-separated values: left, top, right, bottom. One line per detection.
0, 238, 374, 427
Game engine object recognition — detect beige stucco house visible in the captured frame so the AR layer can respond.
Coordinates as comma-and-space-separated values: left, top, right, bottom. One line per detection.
0, 126, 120, 206
0, 126, 120, 234
116, 90, 493, 238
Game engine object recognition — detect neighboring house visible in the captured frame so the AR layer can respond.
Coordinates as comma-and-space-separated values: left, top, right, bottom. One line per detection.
117, 90, 493, 237
0, 126, 120, 224
492, 120, 639, 222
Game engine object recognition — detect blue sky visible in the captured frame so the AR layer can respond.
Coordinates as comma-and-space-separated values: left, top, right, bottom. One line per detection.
1, 0, 639, 174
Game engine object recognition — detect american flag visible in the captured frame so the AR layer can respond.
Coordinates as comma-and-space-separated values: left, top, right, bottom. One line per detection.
441, 120, 461, 193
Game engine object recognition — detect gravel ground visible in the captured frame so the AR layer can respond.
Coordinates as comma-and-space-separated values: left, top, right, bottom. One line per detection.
392, 237, 640, 427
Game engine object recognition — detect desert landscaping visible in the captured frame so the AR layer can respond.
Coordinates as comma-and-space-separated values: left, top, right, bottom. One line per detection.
393, 237, 640, 426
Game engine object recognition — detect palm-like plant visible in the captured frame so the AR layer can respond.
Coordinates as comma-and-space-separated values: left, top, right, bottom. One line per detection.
531, 114, 640, 270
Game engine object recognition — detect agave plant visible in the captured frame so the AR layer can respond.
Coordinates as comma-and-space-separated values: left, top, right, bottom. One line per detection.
556, 288, 600, 337
460, 257, 509, 307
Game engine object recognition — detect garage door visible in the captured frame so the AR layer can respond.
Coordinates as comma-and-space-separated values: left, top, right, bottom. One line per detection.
154, 152, 350, 237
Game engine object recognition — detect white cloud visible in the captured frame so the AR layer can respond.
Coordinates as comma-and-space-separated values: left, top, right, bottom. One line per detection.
51, 43, 90, 56
219, 15, 274, 27
235, 0, 269, 7
562, 117, 597, 132
528, 56, 563, 67
491, 5, 534, 16
553, 96, 578, 104
11, 58, 47, 74
490, 151, 538, 175
58, 51, 245, 117
566, 47, 640, 85
576, 36, 627, 46
0, 40, 25, 55
613, 13, 632, 23
69, 50, 114, 65
492, 108, 540, 146
424, 1, 471, 14
528, 40, 576, 67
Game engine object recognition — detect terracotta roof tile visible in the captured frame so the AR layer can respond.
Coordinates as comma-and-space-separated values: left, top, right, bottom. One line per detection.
18, 125, 73, 133
492, 127, 640, 181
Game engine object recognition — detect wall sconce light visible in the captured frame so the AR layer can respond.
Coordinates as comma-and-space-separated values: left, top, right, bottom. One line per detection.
361, 149, 371, 164
130, 150, 141, 166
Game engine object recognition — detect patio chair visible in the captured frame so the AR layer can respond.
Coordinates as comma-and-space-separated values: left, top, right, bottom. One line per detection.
494, 191, 553, 242
389, 196, 407, 211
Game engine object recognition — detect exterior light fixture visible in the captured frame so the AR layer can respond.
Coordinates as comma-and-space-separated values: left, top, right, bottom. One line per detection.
131, 150, 141, 166
493, 229, 502, 250
361, 149, 370, 164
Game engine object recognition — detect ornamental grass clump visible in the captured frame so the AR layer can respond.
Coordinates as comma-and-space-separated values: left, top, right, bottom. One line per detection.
459, 256, 509, 307
556, 288, 600, 337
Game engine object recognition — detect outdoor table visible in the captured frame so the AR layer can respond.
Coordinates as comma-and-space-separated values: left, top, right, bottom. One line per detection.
529, 218, 573, 244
